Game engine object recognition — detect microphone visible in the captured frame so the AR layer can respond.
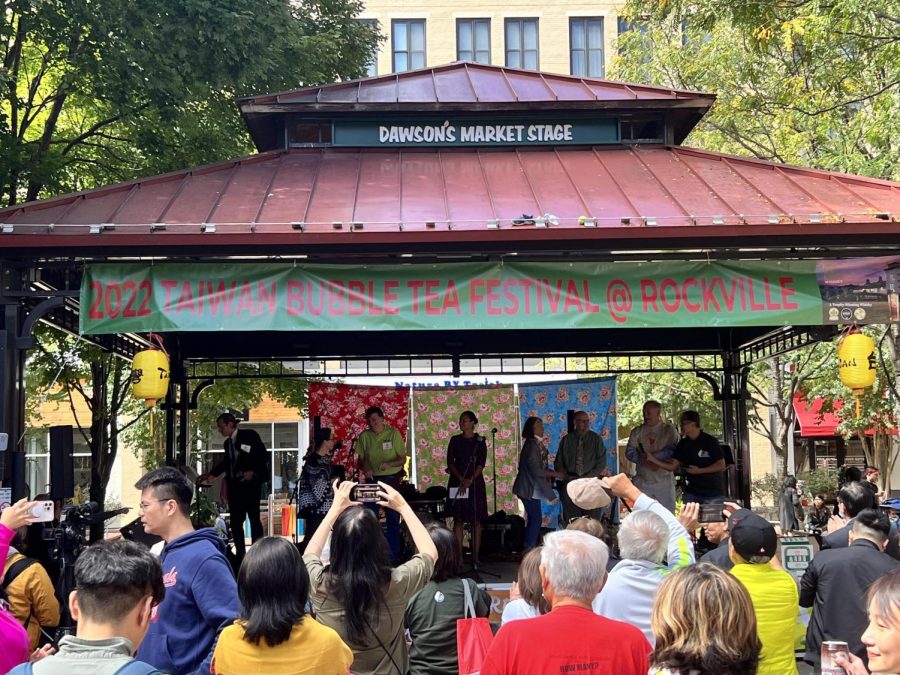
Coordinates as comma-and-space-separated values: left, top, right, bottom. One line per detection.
491, 427, 498, 434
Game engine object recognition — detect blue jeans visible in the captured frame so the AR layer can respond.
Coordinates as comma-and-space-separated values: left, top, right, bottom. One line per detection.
523, 498, 543, 549
368, 473, 402, 560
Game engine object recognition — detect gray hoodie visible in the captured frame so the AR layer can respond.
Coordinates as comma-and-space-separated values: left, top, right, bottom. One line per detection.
31, 635, 158, 675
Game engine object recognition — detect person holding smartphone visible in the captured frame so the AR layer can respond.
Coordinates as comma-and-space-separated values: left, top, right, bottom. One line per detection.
356, 406, 407, 562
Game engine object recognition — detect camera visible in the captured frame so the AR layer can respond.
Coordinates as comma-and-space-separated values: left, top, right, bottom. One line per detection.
43, 502, 99, 563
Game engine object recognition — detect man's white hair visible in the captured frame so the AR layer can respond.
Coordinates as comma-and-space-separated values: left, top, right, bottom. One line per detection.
618, 510, 668, 564
540, 530, 609, 603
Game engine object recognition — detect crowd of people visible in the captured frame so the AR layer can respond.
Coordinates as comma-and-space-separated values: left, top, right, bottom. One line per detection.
1, 400, 899, 675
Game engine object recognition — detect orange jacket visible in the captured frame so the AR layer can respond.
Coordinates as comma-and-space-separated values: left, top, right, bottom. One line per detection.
3, 552, 60, 649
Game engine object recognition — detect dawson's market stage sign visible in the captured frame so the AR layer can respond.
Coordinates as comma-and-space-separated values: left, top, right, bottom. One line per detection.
79, 257, 900, 334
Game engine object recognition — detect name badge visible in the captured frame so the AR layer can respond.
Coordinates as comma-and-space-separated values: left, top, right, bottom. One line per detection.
239, 444, 251, 453
382, 441, 392, 450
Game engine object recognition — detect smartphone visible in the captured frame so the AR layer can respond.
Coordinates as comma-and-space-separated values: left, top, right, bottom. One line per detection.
30, 501, 55, 522
698, 502, 726, 523
353, 484, 381, 503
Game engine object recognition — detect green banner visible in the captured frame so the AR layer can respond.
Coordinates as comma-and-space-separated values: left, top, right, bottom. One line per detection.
331, 117, 620, 147
78, 260, 842, 334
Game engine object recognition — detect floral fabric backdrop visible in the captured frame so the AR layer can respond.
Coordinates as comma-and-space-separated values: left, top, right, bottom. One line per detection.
518, 376, 618, 478
307, 383, 410, 475
412, 386, 519, 515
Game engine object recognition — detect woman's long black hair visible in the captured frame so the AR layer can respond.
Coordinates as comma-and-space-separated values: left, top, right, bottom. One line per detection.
325, 506, 392, 645
303, 427, 333, 461
238, 536, 309, 646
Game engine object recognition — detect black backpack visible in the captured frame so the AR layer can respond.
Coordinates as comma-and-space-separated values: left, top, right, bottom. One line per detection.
2, 556, 40, 628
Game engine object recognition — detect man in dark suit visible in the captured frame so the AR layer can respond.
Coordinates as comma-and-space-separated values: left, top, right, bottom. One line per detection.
801, 509, 900, 671
823, 481, 899, 559
197, 413, 269, 564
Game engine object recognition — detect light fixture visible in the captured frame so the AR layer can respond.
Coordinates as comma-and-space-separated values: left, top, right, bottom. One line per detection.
1, 224, 13, 234
712, 215, 725, 225
643, 217, 657, 226
90, 223, 116, 234
767, 215, 779, 224
425, 221, 436, 229
332, 221, 343, 230
201, 223, 216, 234
150, 223, 167, 232
351, 222, 364, 231
291, 222, 304, 231
809, 213, 821, 223
620, 217, 631, 225
534, 217, 548, 228
875, 212, 890, 221
579, 216, 596, 227
486, 219, 500, 229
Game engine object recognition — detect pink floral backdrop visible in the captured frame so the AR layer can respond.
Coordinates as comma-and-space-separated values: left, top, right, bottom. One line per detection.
307, 383, 410, 475
412, 386, 519, 515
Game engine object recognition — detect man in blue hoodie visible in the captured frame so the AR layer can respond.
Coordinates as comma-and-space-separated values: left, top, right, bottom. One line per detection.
134, 467, 239, 675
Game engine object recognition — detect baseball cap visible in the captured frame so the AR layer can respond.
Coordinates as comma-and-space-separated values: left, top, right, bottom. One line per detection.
567, 477, 611, 510
729, 508, 777, 560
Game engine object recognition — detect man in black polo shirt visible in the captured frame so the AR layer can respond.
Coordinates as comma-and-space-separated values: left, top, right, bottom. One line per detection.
647, 410, 726, 504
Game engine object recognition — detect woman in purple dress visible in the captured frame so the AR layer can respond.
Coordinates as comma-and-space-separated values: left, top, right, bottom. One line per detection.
446, 410, 489, 561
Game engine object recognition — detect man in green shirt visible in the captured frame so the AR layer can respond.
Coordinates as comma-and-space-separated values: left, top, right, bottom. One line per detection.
555, 410, 609, 522
357, 405, 407, 560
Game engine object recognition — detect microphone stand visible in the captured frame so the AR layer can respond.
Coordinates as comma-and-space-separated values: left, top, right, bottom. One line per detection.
460, 436, 498, 582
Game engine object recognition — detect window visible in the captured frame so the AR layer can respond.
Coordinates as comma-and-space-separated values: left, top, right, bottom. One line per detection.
358, 19, 379, 77
457, 19, 491, 64
23, 429, 91, 500
617, 17, 652, 64
197, 421, 307, 500
392, 19, 426, 72
505, 19, 539, 70
570, 18, 604, 77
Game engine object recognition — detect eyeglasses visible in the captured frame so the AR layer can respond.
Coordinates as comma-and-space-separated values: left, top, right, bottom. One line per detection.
139, 499, 171, 511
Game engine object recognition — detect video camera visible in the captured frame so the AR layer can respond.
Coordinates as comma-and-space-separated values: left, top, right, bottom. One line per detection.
43, 501, 100, 563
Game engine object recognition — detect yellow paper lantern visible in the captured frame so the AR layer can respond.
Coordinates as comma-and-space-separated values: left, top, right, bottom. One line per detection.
837, 331, 876, 417
131, 349, 170, 407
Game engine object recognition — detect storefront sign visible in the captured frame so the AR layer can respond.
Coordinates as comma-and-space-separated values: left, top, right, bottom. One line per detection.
332, 118, 620, 147
80, 258, 895, 334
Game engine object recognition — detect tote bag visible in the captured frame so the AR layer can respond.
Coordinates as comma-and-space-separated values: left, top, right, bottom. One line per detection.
456, 578, 493, 675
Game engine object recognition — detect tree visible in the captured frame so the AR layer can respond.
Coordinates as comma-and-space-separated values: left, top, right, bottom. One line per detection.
604, 356, 724, 436
27, 325, 149, 541
0, 0, 381, 205
805, 325, 899, 492
612, 0, 900, 179
745, 345, 833, 476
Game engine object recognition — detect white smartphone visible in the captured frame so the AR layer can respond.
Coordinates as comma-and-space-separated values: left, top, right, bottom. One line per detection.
30, 501, 54, 522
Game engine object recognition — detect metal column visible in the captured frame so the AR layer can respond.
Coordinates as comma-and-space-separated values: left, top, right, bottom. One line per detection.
721, 350, 752, 505
0, 267, 27, 498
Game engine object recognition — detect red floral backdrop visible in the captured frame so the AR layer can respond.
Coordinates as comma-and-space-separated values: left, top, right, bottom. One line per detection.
307, 382, 411, 475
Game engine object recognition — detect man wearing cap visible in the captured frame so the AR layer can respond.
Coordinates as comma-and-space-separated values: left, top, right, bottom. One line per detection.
800, 509, 899, 672
625, 401, 680, 512
576, 473, 695, 645
555, 410, 609, 522
728, 509, 800, 675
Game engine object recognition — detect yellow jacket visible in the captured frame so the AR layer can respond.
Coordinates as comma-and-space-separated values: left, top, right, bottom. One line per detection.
3, 553, 60, 649
731, 561, 800, 675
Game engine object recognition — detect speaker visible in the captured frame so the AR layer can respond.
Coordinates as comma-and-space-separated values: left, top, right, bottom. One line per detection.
49, 425, 75, 500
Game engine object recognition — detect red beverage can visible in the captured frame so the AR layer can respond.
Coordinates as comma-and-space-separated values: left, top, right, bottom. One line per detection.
821, 641, 850, 675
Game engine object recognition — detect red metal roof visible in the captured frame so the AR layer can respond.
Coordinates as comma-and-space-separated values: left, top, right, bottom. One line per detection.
238, 61, 713, 106
1, 145, 898, 251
